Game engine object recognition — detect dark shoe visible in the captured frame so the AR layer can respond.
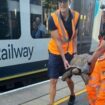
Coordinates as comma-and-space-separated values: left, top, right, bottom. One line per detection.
68, 95, 75, 105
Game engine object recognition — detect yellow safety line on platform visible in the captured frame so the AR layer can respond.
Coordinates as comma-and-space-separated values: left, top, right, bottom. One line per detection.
54, 89, 86, 105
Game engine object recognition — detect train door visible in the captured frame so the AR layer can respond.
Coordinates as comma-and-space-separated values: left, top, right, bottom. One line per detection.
74, 0, 96, 53
90, 0, 105, 52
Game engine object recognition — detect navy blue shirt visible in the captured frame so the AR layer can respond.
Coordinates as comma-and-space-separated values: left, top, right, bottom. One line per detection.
48, 10, 79, 40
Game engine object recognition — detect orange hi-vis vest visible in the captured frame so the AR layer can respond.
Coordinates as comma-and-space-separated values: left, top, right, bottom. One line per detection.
48, 9, 79, 55
72, 10, 79, 27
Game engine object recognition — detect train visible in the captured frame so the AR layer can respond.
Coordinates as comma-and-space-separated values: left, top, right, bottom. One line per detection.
0, 0, 104, 91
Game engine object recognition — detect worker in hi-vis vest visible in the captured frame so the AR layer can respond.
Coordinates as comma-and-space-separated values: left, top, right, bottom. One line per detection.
48, 0, 79, 105
85, 31, 105, 105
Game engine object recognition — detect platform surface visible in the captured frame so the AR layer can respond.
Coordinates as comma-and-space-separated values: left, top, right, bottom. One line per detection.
56, 92, 88, 105
0, 76, 88, 105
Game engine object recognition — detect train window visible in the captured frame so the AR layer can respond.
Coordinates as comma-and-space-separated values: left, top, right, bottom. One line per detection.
30, 0, 58, 39
0, 0, 21, 40
30, 0, 41, 5
76, 0, 96, 40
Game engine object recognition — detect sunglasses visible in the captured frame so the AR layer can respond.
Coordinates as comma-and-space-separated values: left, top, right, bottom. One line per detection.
58, 0, 68, 3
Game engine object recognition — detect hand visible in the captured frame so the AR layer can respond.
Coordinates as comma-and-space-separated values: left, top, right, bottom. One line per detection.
63, 59, 71, 70
81, 62, 91, 74
72, 52, 77, 58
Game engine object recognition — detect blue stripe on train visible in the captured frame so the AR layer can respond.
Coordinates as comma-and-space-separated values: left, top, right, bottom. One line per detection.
0, 60, 48, 78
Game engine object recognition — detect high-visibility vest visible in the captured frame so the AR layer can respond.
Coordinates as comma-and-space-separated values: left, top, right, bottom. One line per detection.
72, 10, 80, 27
48, 9, 79, 55
68, 10, 80, 54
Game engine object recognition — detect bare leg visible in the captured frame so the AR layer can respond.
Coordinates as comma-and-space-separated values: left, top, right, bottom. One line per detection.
66, 78, 75, 95
66, 78, 75, 105
49, 79, 58, 105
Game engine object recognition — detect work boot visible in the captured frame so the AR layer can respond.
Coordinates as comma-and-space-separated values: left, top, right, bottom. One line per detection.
68, 95, 75, 105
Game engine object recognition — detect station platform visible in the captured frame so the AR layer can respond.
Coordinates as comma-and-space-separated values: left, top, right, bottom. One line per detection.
0, 76, 89, 105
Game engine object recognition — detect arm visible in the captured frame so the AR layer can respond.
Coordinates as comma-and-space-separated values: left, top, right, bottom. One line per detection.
51, 30, 65, 60
50, 30, 70, 69
88, 40, 105, 71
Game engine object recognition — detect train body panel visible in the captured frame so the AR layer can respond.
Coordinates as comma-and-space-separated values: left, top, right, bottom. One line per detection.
90, 0, 105, 52
0, 0, 49, 68
0, 39, 49, 67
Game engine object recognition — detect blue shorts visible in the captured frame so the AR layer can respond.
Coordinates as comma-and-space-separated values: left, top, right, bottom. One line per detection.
48, 52, 73, 79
